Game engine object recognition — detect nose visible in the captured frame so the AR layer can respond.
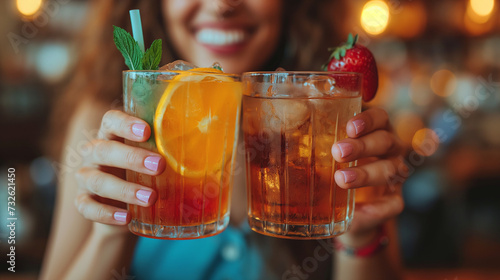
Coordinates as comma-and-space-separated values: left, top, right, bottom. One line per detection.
208, 0, 243, 18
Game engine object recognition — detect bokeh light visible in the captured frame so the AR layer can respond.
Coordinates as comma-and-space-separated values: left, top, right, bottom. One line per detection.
412, 128, 440, 157
467, 0, 494, 25
395, 111, 425, 147
35, 43, 71, 83
470, 0, 495, 16
16, 0, 43, 16
360, 1, 390, 35
430, 69, 457, 97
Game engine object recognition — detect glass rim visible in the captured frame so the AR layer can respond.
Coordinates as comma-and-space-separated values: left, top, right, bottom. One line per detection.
123, 70, 240, 79
242, 71, 362, 77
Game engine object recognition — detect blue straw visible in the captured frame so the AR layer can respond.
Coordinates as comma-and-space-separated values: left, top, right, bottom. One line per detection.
129, 9, 145, 52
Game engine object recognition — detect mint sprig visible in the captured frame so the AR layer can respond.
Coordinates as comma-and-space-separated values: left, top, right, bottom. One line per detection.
142, 39, 162, 70
113, 25, 162, 70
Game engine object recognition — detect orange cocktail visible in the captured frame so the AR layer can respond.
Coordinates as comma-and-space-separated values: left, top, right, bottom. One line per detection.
123, 69, 241, 239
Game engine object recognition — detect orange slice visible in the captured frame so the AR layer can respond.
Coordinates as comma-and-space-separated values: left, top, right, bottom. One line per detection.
154, 68, 242, 177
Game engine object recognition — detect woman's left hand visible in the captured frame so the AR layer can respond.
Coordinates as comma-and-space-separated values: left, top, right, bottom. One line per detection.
331, 107, 408, 237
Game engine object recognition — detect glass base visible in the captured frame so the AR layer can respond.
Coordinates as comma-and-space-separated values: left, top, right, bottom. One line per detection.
129, 213, 229, 240
248, 216, 352, 239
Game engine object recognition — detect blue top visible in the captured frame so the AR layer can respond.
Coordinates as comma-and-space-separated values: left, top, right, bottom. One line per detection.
130, 224, 271, 280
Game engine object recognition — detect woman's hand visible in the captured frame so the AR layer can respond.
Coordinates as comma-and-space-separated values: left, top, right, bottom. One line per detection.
331, 107, 407, 238
74, 110, 164, 226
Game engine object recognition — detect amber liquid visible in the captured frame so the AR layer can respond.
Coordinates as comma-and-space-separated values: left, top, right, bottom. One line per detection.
123, 72, 240, 239
126, 161, 232, 239
243, 95, 361, 238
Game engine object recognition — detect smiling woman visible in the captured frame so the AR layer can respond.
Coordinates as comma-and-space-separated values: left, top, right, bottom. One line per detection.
163, 0, 283, 74
40, 0, 405, 280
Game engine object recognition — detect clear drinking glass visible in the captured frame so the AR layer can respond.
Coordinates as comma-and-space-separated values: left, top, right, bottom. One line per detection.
123, 70, 242, 239
242, 71, 362, 239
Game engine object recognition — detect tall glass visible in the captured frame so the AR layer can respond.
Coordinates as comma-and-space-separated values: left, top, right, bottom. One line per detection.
242, 72, 362, 239
123, 70, 242, 239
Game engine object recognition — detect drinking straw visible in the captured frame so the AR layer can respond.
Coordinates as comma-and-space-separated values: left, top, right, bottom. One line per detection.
129, 9, 145, 52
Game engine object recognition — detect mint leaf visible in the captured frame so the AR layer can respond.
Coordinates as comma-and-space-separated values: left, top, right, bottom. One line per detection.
142, 39, 162, 70
113, 25, 143, 70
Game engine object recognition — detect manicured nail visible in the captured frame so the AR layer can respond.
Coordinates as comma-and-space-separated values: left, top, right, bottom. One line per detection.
340, 170, 357, 183
136, 189, 152, 203
114, 212, 128, 222
337, 143, 353, 158
144, 156, 161, 171
132, 123, 146, 137
352, 119, 366, 135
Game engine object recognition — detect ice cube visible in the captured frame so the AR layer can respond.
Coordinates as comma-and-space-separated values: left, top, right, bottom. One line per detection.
304, 75, 336, 97
261, 99, 310, 133
159, 60, 197, 71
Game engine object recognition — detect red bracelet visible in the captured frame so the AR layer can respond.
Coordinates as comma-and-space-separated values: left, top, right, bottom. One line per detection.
333, 227, 389, 257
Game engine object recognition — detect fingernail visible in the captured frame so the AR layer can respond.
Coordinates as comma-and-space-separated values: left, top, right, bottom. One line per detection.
352, 119, 366, 135
340, 170, 357, 183
144, 156, 161, 172
132, 123, 146, 137
337, 143, 353, 158
114, 212, 128, 222
136, 190, 152, 203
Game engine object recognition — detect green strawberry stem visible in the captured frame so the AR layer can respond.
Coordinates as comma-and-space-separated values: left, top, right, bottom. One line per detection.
322, 33, 359, 71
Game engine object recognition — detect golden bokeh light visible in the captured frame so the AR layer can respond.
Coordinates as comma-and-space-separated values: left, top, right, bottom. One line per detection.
361, 1, 390, 35
470, 0, 495, 16
430, 69, 457, 97
467, 0, 494, 24
395, 112, 425, 147
412, 128, 439, 157
16, 0, 43, 16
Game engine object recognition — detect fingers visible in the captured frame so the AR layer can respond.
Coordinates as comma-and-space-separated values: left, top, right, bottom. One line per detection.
346, 107, 391, 138
85, 139, 165, 175
75, 194, 131, 225
332, 130, 402, 163
334, 157, 408, 189
99, 110, 151, 142
349, 195, 404, 233
76, 167, 157, 206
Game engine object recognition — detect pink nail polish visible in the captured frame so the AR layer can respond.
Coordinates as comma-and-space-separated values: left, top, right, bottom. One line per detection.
144, 156, 161, 172
337, 143, 353, 158
132, 123, 146, 137
341, 170, 357, 183
136, 190, 152, 203
352, 119, 366, 135
114, 212, 128, 222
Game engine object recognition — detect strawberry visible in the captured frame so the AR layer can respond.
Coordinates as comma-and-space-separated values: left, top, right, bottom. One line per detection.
323, 34, 378, 102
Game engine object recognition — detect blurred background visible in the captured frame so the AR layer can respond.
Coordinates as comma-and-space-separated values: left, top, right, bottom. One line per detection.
1, 0, 499, 279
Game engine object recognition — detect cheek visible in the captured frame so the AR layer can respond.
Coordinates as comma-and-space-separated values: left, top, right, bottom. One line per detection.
162, 0, 198, 59
250, 0, 283, 44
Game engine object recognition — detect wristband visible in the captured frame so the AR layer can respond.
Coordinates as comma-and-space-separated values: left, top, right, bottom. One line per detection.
333, 227, 389, 258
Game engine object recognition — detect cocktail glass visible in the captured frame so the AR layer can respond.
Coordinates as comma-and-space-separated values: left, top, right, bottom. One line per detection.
123, 70, 242, 239
242, 71, 362, 239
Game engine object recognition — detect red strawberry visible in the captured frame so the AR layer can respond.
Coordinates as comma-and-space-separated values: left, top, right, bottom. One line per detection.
323, 34, 378, 102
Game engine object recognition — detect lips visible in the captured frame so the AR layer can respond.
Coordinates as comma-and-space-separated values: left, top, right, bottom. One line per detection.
195, 28, 246, 46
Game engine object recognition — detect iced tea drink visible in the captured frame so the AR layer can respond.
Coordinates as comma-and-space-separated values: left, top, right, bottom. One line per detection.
123, 69, 242, 239
242, 72, 362, 239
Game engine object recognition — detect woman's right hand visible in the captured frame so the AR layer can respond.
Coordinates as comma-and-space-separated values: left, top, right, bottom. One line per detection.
74, 110, 165, 226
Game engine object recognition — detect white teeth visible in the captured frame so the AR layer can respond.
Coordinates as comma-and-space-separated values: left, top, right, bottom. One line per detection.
196, 29, 246, 46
